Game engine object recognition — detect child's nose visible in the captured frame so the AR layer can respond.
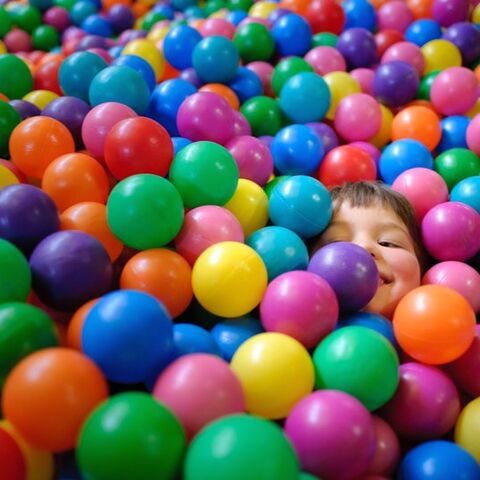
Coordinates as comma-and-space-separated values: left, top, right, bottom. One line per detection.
352, 238, 379, 259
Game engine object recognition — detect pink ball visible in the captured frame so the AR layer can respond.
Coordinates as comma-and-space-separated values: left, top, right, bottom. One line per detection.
43, 7, 70, 32
152, 354, 244, 442
304, 46, 346, 76
62, 26, 86, 44
81, 102, 137, 160
4, 29, 32, 53
377, 1, 414, 33
366, 416, 400, 477
391, 167, 449, 224
226, 135, 273, 186
432, 0, 469, 27
260, 271, 338, 349
422, 261, 480, 313
285, 390, 376, 480
379, 362, 460, 441
231, 108, 252, 137
350, 68, 375, 95
174, 205, 244, 265
430, 67, 478, 116
238, 17, 271, 29
177, 91, 235, 145
349, 141, 381, 168
466, 114, 480, 156
381, 42, 425, 76
421, 201, 480, 261
86, 48, 112, 64
334, 93, 382, 142
199, 18, 236, 39
246, 61, 274, 97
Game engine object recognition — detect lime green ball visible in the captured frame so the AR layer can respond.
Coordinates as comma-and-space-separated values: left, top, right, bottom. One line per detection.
12, 4, 42, 33
233, 23, 274, 63
184, 415, 300, 480
142, 10, 166, 31
227, 0, 253, 11
435, 148, 480, 191
169, 141, 239, 208
107, 174, 184, 250
78, 392, 186, 480
240, 96, 283, 136
0, 54, 34, 99
0, 100, 21, 157
312, 32, 338, 48
264, 175, 291, 198
271, 56, 314, 96
0, 238, 31, 304
32, 25, 60, 51
0, 7, 12, 38
0, 303, 59, 388
204, 0, 227, 16
417, 70, 440, 101
53, 0, 76, 11
313, 326, 400, 411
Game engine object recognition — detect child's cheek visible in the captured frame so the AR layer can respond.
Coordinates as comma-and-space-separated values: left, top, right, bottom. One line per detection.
390, 250, 421, 293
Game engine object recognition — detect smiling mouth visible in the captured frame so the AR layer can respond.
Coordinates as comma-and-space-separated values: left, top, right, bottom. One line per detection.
379, 275, 393, 286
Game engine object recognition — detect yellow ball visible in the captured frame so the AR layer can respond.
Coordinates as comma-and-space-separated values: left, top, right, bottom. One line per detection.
370, 104, 393, 148
0, 41, 6, 54
231, 332, 315, 419
147, 25, 169, 43
192, 241, 267, 317
466, 99, 480, 119
249, 1, 278, 18
22, 90, 59, 110
473, 4, 480, 23
209, 8, 229, 18
0, 164, 20, 189
455, 397, 480, 462
122, 39, 165, 80
224, 179, 269, 238
324, 71, 361, 120
421, 39, 462, 75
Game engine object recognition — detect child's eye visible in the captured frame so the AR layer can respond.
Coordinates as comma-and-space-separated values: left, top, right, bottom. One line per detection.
379, 241, 399, 248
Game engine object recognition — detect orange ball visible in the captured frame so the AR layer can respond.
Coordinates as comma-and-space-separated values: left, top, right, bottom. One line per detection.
41, 153, 110, 212
120, 248, 193, 318
160, 60, 179, 82
60, 202, 123, 261
67, 299, 99, 351
102, 0, 132, 9
278, 0, 310, 14
406, 0, 433, 19
2, 348, 108, 452
199, 83, 240, 110
391, 105, 441, 151
9, 117, 75, 179
393, 285, 476, 365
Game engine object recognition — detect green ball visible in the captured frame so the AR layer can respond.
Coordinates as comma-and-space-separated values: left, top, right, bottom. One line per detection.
32, 24, 60, 51
107, 174, 184, 250
204, 0, 227, 16
233, 23, 274, 63
12, 4, 42, 33
0, 7, 12, 38
435, 148, 480, 191
142, 10, 167, 31
0, 54, 34, 100
0, 100, 21, 157
0, 302, 58, 388
264, 175, 291, 198
227, 0, 253, 11
53, 0, 76, 10
271, 56, 315, 96
299, 473, 320, 480
312, 32, 338, 48
169, 141, 239, 208
184, 415, 300, 480
417, 70, 440, 101
313, 326, 399, 411
240, 96, 283, 136
0, 238, 31, 304
78, 392, 186, 480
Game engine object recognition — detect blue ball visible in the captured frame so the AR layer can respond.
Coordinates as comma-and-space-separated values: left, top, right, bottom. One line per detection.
171, 0, 198, 12
81, 14, 113, 37
146, 79, 197, 136
211, 317, 264, 361
227, 66, 263, 104
152, 4, 175, 20
108, 45, 124, 59
172, 136, 192, 155
246, 226, 309, 281
343, 0, 377, 32
272, 13, 312, 57
398, 441, 480, 480
113, 54, 156, 92
70, 1, 98, 26
163, 24, 202, 71
173, 323, 221, 359
269, 175, 332, 238
437, 115, 469, 153
226, 10, 248, 26
183, 6, 207, 19
271, 124, 324, 175
82, 290, 175, 384
379, 139, 434, 184
192, 35, 240, 83
89, 65, 150, 114
59, 51, 107, 102
404, 19, 443, 46
451, 176, 480, 214
279, 72, 330, 123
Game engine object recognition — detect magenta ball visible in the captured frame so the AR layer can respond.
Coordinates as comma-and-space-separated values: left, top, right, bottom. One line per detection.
466, 114, 480, 156
43, 7, 70, 32
152, 353, 244, 442
350, 68, 375, 95
4, 29, 32, 53
177, 91, 235, 145
304, 46, 346, 76
421, 202, 480, 261
422, 261, 480, 313
174, 205, 244, 266
391, 167, 449, 224
231, 108, 252, 137
285, 390, 376, 480
334, 93, 381, 142
226, 135, 273, 186
367, 416, 401, 477
377, 1, 414, 33
200, 18, 236, 39
260, 271, 339, 349
379, 362, 460, 441
432, 0, 469, 27
246, 61, 274, 97
381, 42, 425, 76
430, 67, 478, 116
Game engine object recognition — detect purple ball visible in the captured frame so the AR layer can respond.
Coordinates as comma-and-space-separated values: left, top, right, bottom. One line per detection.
8, 100, 41, 120
308, 241, 379, 314
62, 26, 86, 43
443, 22, 480, 65
106, 4, 134, 34
432, 0, 469, 27
43, 6, 70, 32
178, 67, 203, 88
285, 390, 376, 479
306, 122, 339, 154
373, 61, 420, 108
258, 135, 274, 149
29, 230, 112, 312
117, 29, 147, 45
336, 28, 378, 69
421, 201, 480, 261
77, 34, 109, 51
0, 185, 59, 254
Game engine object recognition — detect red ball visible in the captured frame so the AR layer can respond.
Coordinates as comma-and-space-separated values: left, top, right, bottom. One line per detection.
0, 427, 26, 480
375, 30, 404, 58
34, 58, 63, 95
305, 0, 345, 34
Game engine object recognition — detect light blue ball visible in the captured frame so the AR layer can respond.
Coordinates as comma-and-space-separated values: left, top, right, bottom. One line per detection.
172, 136, 192, 155
450, 176, 480, 213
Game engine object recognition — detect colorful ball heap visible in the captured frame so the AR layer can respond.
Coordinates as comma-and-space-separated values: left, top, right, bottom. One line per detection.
0, 0, 479, 478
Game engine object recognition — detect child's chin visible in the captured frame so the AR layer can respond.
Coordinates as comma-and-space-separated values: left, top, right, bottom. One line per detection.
364, 291, 395, 319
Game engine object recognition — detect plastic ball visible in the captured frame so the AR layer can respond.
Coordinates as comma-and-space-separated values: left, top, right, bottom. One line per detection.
377, 0, 413, 33
443, 21, 480, 65
435, 148, 480, 191
271, 56, 314, 96
0, 427, 26, 480
2, 348, 108, 452
121, 39, 164, 80
0, 239, 31, 304
304, 46, 346, 76
240, 95, 283, 136
404, 19, 442, 46
172, 136, 192, 155
451, 176, 480, 214
3, 29, 32, 53
336, 27, 378, 69
421, 39, 461, 74
381, 41, 425, 75
0, 163, 20, 189
367, 415, 400, 477
106, 4, 134, 33
432, 0, 468, 27
306, 121, 339, 153
0, 54, 33, 100
70, 1, 97, 25
466, 114, 480, 156
112, 55, 156, 92
393, 285, 476, 364
343, 0, 377, 31
78, 392, 185, 480
421, 202, 480, 261
22, 90, 59, 110
437, 115, 469, 153
284, 390, 375, 480
106, 174, 184, 250
233, 22, 274, 63
8, 100, 41, 120
163, 24, 201, 71
0, 101, 21, 157
172, 324, 221, 359
227, 66, 263, 104
323, 71, 361, 119
350, 67, 375, 94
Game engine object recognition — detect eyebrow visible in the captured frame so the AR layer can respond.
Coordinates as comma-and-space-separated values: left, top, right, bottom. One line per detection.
327, 220, 410, 236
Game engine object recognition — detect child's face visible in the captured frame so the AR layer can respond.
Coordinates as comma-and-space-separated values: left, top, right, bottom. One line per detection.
315, 201, 421, 319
